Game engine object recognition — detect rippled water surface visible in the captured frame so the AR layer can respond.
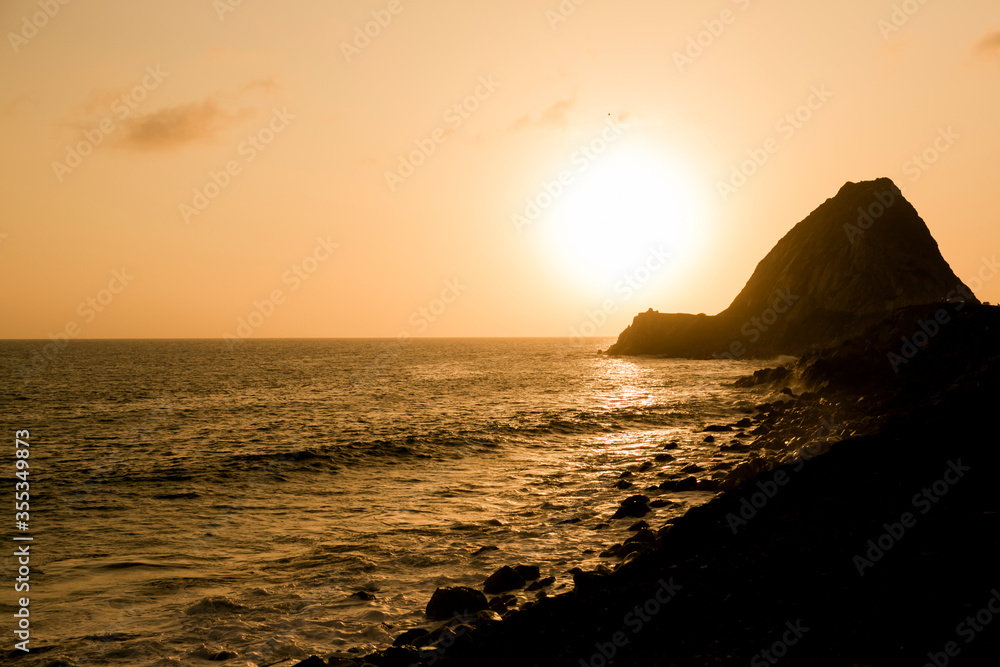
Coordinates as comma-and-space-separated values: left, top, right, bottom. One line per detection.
0, 339, 763, 666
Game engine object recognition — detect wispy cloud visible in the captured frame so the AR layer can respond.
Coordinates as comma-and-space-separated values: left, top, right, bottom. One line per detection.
240, 78, 281, 96
0, 95, 36, 117
509, 97, 576, 132
118, 99, 253, 151
974, 31, 1000, 57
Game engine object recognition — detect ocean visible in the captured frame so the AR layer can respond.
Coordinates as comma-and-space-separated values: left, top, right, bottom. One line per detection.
1, 339, 763, 666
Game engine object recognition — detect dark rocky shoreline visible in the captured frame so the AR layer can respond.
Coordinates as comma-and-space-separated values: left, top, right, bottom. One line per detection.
286, 304, 1000, 667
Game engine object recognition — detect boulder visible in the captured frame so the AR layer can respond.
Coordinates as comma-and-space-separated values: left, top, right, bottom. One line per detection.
483, 566, 526, 594
425, 586, 488, 621
612, 495, 650, 519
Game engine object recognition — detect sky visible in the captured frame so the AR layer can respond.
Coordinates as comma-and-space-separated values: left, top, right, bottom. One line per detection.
1, 0, 998, 340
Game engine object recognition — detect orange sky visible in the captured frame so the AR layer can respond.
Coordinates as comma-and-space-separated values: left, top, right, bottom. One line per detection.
1, 0, 998, 339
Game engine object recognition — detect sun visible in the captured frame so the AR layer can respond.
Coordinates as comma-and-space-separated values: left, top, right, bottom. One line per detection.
542, 145, 707, 291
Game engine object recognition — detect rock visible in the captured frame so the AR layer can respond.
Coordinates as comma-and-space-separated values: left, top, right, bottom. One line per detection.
638, 461, 654, 472
782, 387, 797, 397
681, 464, 704, 473
650, 499, 673, 508
704, 435, 715, 443
571, 567, 611, 594
425, 586, 488, 621
513, 564, 540, 581
393, 628, 430, 647
755, 402, 773, 413
380, 646, 420, 667
663, 442, 680, 449
697, 479, 721, 491
735, 417, 753, 427
351, 590, 376, 601
617, 542, 649, 557
291, 658, 327, 667
624, 528, 657, 545
611, 495, 650, 519
483, 566, 526, 594
476, 609, 503, 625
704, 424, 734, 432
628, 520, 650, 531
614, 480, 634, 490
472, 545, 498, 556
526, 576, 556, 591
619, 470, 633, 478
599, 544, 621, 558
557, 517, 581, 524
660, 476, 698, 492
654, 453, 675, 461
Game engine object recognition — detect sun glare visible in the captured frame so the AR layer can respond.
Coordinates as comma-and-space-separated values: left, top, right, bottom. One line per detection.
543, 145, 707, 290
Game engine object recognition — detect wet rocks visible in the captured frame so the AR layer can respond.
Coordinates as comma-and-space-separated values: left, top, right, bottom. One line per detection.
526, 576, 555, 591
614, 480, 634, 490
483, 566, 526, 594
624, 528, 657, 546
513, 564, 540, 581
704, 424, 734, 432
291, 657, 328, 667
472, 545, 498, 556
611, 494, 650, 519
351, 591, 376, 601
704, 435, 716, 443
659, 476, 699, 492
654, 453, 675, 461
393, 628, 430, 647
425, 586, 488, 621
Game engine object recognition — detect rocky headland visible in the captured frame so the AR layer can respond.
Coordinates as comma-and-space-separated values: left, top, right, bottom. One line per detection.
606, 178, 977, 358
285, 180, 999, 666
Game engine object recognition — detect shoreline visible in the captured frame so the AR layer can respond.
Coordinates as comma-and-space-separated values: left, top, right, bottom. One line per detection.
292, 305, 1000, 667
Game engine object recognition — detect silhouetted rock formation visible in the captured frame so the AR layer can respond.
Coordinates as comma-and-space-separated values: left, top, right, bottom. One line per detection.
607, 178, 977, 357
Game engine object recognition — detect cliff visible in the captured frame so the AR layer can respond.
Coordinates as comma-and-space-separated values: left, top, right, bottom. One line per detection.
606, 178, 976, 357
